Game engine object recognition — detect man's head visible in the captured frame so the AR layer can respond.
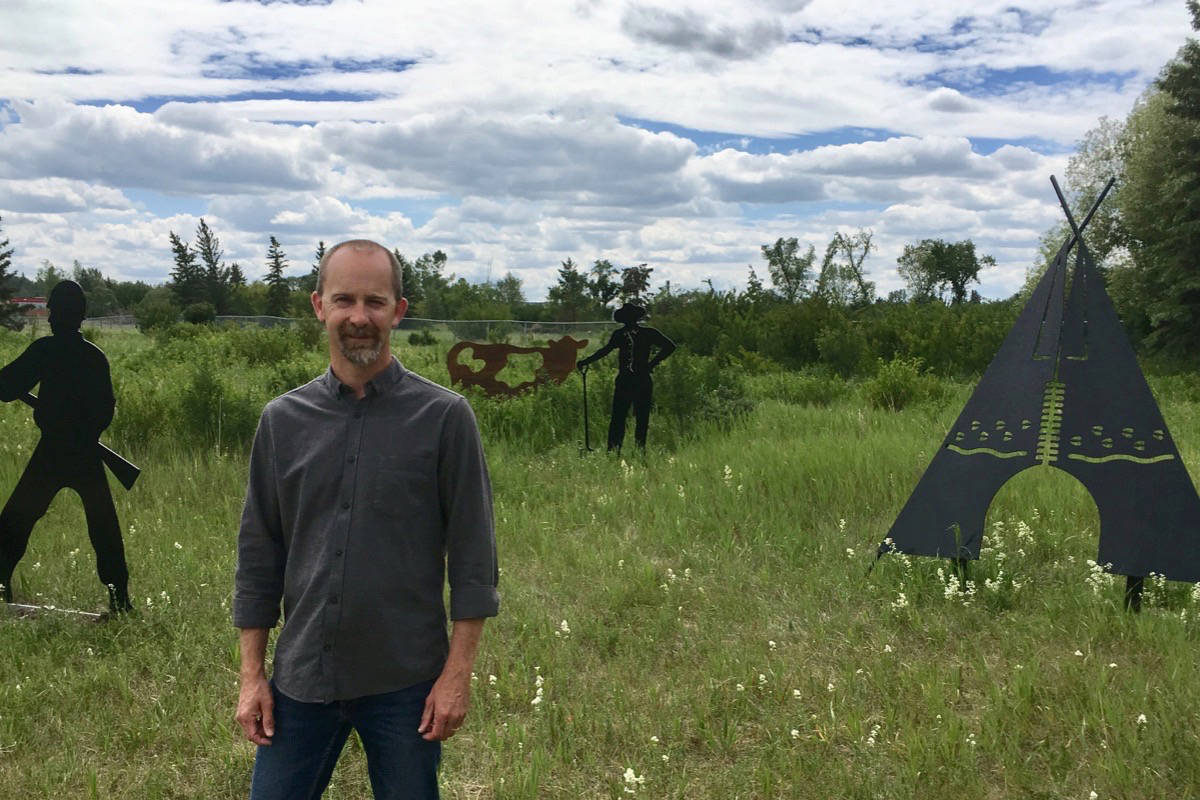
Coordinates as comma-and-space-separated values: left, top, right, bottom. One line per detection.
316, 240, 403, 300
312, 240, 409, 373
48, 280, 87, 332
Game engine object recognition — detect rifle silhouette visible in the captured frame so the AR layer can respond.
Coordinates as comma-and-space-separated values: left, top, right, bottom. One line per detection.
19, 391, 140, 491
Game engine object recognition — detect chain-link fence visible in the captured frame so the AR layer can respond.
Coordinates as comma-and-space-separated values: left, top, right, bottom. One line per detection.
395, 317, 616, 344
82, 315, 618, 343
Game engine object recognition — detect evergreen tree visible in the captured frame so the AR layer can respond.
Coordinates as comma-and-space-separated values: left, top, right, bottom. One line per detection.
302, 240, 325, 295
168, 231, 206, 308
194, 219, 230, 314
547, 258, 591, 320
228, 262, 247, 287
264, 236, 291, 317
0, 216, 27, 329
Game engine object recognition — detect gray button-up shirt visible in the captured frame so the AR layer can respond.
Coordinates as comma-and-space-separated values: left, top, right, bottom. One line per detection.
233, 357, 499, 703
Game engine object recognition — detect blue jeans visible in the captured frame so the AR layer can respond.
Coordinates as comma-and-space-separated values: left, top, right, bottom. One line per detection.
250, 679, 440, 800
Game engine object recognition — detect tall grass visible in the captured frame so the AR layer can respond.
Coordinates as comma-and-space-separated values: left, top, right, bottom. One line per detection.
0, 326, 1197, 797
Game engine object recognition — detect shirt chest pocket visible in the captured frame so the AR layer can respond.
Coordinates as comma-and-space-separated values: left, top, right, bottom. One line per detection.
370, 452, 436, 518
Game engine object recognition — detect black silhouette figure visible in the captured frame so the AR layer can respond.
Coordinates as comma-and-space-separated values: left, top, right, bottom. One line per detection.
877, 177, 1200, 590
577, 303, 675, 451
0, 281, 131, 612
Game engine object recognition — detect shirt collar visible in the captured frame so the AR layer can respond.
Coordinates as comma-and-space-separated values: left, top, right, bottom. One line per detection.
321, 356, 406, 400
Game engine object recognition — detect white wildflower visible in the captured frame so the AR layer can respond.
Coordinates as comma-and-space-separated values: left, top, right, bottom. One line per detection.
622, 766, 644, 794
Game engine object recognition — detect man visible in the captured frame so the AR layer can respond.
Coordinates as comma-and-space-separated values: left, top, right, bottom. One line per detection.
233, 240, 499, 799
0, 280, 130, 612
577, 302, 675, 451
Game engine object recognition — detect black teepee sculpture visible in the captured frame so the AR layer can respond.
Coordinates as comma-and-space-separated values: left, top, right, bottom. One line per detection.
877, 177, 1200, 583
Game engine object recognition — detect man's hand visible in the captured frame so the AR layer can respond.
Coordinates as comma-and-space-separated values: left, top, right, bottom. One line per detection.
235, 627, 274, 746
419, 618, 484, 741
236, 674, 275, 745
418, 671, 471, 741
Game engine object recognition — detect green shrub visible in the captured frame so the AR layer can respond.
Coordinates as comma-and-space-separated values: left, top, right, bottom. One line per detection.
177, 359, 261, 449
295, 318, 325, 350
408, 329, 438, 346
862, 356, 945, 411
816, 322, 868, 378
225, 325, 306, 366
651, 348, 754, 431
182, 302, 216, 324
134, 288, 179, 332
750, 371, 848, 407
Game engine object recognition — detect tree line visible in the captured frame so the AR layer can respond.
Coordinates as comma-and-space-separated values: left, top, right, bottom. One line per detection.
1036, 0, 1200, 358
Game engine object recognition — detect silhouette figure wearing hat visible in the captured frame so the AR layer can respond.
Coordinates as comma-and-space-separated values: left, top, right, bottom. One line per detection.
577, 302, 676, 451
0, 280, 130, 612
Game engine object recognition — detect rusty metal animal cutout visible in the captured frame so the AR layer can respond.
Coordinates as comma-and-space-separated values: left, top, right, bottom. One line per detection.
447, 336, 589, 397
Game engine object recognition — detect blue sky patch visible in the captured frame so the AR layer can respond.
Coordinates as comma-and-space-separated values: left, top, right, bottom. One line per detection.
924, 65, 1138, 95
202, 53, 415, 81
621, 117, 904, 154
78, 90, 380, 115
125, 189, 208, 219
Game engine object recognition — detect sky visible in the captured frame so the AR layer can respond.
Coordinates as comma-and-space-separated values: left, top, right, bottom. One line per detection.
0, 0, 1192, 303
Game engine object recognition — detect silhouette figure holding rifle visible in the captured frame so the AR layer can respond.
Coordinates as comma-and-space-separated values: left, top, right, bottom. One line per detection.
0, 281, 131, 612
577, 302, 675, 451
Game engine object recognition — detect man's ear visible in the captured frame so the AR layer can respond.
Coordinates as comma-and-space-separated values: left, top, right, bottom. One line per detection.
311, 291, 325, 322
394, 297, 409, 327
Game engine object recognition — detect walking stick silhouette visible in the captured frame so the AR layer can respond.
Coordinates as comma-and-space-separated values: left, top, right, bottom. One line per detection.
580, 366, 594, 453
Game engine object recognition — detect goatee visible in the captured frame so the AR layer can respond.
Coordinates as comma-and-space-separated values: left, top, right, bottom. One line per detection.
337, 321, 386, 366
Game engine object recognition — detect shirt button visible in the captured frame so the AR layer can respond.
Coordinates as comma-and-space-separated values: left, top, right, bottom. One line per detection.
335, 548, 343, 557
342, 501, 350, 510
323, 644, 332, 652
354, 411, 362, 419
347, 455, 356, 463
329, 595, 339, 605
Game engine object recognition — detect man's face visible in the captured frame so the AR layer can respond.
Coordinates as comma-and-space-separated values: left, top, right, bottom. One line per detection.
311, 247, 408, 369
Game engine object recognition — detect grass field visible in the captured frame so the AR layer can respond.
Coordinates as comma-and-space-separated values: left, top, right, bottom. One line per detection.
1, 328, 1199, 798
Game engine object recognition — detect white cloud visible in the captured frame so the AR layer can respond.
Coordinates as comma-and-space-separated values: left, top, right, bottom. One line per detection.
0, 178, 132, 214
0, 0, 1188, 300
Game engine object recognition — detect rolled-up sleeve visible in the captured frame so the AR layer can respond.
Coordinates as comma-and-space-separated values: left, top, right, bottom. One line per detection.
233, 409, 286, 628
438, 397, 499, 620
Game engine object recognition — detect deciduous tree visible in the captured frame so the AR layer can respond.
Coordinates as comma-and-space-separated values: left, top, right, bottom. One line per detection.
761, 237, 815, 302
897, 239, 994, 305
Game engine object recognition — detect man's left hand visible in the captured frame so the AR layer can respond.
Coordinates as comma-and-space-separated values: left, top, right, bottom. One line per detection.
418, 671, 471, 741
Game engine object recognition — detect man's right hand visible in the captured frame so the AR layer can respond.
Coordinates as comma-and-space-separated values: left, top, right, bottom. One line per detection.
236, 674, 275, 746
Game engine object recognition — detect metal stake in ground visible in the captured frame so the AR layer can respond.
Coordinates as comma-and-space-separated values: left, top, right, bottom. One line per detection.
3, 602, 107, 622
580, 365, 594, 453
